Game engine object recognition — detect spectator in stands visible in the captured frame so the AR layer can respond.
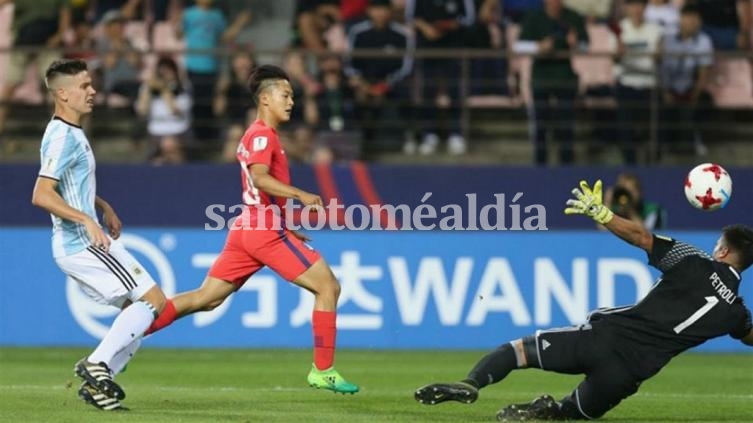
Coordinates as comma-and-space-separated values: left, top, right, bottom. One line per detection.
466, 0, 508, 96
0, 0, 70, 142
280, 124, 334, 164
136, 56, 193, 164
174, 0, 250, 146
214, 49, 256, 162
514, 0, 589, 165
313, 54, 358, 146
660, 5, 713, 157
687, 0, 751, 50
605, 172, 666, 231
502, 0, 544, 24
88, 0, 171, 23
192, 0, 265, 41
93, 0, 144, 22
406, 0, 476, 156
98, 10, 143, 104
346, 0, 414, 159
65, 16, 98, 67
645, 0, 680, 35
283, 50, 321, 128
613, 0, 663, 165
341, 0, 370, 29
292, 0, 340, 51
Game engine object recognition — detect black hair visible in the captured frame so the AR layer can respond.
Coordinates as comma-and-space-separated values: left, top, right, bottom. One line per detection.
45, 59, 88, 88
680, 4, 700, 16
156, 56, 180, 75
247, 65, 290, 105
153, 56, 185, 95
722, 224, 753, 271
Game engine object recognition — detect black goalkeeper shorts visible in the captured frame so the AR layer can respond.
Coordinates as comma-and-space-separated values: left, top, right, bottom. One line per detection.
532, 324, 642, 419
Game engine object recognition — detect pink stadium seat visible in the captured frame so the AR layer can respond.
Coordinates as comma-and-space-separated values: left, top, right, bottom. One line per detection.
466, 23, 519, 108
0, 2, 14, 89
324, 23, 348, 53
149, 21, 185, 77
152, 21, 184, 56
707, 58, 753, 108
571, 24, 616, 94
12, 64, 45, 104
506, 23, 532, 105
125, 20, 150, 51
0, 3, 42, 104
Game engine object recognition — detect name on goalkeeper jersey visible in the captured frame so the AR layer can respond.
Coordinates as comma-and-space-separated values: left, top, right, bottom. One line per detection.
709, 272, 737, 304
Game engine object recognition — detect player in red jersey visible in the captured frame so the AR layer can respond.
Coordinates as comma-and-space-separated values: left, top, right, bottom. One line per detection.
144, 65, 358, 394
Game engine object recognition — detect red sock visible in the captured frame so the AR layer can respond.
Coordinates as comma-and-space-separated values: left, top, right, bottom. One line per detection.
312, 310, 337, 370
144, 299, 177, 336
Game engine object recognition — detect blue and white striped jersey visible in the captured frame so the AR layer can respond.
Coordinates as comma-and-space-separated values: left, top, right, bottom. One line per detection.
38, 116, 98, 258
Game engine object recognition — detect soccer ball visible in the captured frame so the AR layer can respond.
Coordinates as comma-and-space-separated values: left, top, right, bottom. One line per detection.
684, 163, 732, 211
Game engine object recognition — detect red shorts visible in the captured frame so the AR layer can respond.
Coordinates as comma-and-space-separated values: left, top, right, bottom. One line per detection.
208, 227, 321, 286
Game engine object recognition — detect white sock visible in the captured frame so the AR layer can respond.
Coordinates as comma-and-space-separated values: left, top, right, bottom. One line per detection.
88, 301, 154, 366
110, 337, 142, 376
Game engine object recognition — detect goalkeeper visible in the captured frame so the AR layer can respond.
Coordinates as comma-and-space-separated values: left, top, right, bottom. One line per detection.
414, 180, 753, 421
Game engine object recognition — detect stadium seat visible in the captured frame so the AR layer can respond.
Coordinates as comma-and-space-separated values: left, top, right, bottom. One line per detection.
466, 23, 520, 109
152, 21, 185, 56
125, 20, 150, 52
324, 23, 348, 53
707, 58, 753, 108
571, 24, 616, 96
0, 2, 14, 89
0, 3, 43, 104
147, 21, 185, 79
506, 23, 532, 105
466, 95, 521, 108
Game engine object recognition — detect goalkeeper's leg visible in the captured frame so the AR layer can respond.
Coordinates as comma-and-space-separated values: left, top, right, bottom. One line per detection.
416, 324, 595, 406
556, 363, 641, 420
415, 336, 537, 405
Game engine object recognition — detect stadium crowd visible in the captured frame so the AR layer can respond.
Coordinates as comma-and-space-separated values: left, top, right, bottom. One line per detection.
0, 0, 752, 165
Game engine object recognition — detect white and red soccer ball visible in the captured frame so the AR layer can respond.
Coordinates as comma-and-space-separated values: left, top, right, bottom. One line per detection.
684, 163, 732, 211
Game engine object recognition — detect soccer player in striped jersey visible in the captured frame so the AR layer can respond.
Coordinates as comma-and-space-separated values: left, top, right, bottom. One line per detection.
32, 59, 170, 411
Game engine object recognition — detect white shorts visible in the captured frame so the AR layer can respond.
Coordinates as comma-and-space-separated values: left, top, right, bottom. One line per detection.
56, 239, 157, 308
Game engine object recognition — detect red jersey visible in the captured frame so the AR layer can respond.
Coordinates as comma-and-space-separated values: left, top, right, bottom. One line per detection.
236, 119, 290, 228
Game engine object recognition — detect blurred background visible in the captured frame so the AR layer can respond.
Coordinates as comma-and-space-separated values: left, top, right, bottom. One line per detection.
1, 0, 753, 166
1, 0, 752, 352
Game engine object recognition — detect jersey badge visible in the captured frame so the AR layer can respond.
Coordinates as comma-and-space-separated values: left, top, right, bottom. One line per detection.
253, 136, 268, 151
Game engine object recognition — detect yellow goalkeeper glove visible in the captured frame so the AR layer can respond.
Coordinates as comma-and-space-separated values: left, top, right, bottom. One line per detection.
564, 179, 614, 225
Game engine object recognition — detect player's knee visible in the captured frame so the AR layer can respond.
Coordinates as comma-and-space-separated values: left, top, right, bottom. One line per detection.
201, 298, 226, 311
330, 279, 341, 299
311, 270, 340, 299
140, 286, 167, 314
151, 296, 167, 314
520, 336, 540, 369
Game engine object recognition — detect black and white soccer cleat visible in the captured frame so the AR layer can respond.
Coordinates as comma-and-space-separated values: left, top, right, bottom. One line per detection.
497, 394, 562, 421
77, 382, 128, 411
74, 359, 126, 400
414, 382, 479, 405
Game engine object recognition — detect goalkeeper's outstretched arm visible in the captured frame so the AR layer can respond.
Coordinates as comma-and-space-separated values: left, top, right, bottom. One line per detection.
564, 179, 654, 253
603, 213, 654, 254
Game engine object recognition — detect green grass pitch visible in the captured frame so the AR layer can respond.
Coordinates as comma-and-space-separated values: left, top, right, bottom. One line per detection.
0, 348, 750, 422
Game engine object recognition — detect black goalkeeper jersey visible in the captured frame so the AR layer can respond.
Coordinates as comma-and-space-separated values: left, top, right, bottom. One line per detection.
588, 235, 752, 379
